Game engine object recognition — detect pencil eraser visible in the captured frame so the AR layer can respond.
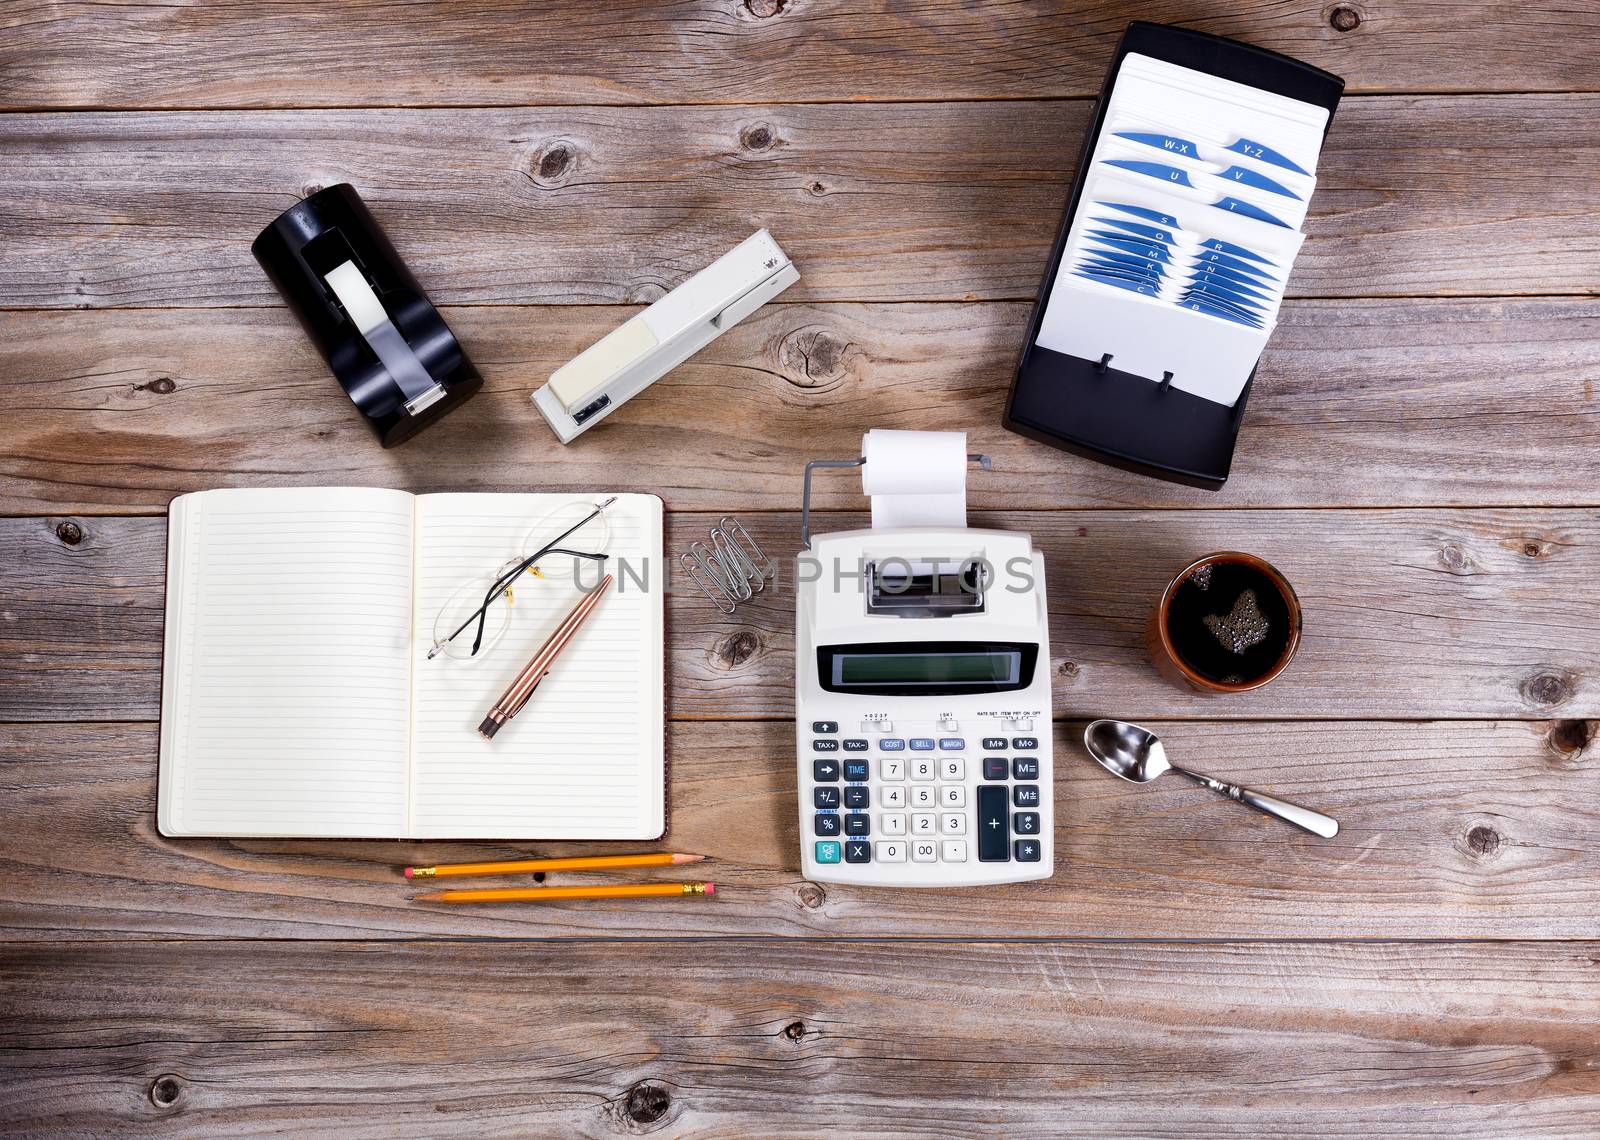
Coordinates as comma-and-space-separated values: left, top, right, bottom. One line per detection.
704, 882, 716, 895
403, 867, 414, 879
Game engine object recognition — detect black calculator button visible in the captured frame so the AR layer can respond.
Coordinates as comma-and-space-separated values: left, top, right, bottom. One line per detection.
844, 786, 869, 808
812, 738, 839, 752
813, 786, 841, 809
845, 813, 870, 836
812, 759, 841, 782
1012, 736, 1039, 750
982, 757, 1008, 781
1013, 811, 1040, 835
1013, 784, 1040, 808
814, 813, 841, 836
844, 839, 872, 863
843, 759, 870, 782
982, 736, 1008, 750
978, 786, 1009, 861
1012, 757, 1039, 780
842, 738, 869, 752
1014, 838, 1042, 862
812, 721, 839, 734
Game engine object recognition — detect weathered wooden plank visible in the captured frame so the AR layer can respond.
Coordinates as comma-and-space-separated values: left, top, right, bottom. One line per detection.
4, 2, 1598, 109
2, 96, 1597, 307
1, 509, 1593, 723
0, 718, 1593, 941
2, 939, 1597, 1137
3, 298, 1597, 515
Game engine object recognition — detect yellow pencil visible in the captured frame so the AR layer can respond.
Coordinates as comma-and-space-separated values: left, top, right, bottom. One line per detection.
404, 852, 705, 879
411, 882, 716, 904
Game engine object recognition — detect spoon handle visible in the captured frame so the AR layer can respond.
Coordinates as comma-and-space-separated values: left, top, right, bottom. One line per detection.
1175, 769, 1339, 838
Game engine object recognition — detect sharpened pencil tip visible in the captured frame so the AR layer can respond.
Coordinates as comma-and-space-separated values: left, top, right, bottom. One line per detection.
671, 853, 707, 864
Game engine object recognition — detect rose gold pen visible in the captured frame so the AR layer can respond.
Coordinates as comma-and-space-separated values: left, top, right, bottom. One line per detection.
477, 574, 613, 741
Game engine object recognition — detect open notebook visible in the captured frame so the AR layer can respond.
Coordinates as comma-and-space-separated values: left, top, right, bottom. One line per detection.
157, 488, 665, 839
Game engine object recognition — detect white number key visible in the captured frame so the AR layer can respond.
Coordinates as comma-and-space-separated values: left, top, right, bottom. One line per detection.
939, 784, 967, 808
941, 812, 966, 835
911, 758, 937, 781
881, 812, 907, 835
880, 785, 906, 809
876, 840, 906, 862
912, 812, 936, 835
912, 840, 937, 863
941, 757, 965, 780
941, 839, 968, 862
910, 785, 937, 809
879, 757, 905, 781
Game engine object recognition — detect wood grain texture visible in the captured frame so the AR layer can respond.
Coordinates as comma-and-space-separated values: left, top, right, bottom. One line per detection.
5, 1, 1600, 109
3, 298, 1598, 515
3, 939, 1598, 1137
2, 509, 1593, 724
3, 95, 1599, 307
0, 719, 1594, 941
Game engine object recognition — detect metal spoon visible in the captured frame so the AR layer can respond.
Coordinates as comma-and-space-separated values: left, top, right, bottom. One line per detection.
1083, 719, 1339, 838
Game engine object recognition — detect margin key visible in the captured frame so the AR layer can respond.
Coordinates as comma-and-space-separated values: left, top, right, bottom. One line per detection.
977, 785, 1009, 862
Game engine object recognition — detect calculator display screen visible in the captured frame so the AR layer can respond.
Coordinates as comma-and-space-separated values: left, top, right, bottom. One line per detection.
817, 641, 1038, 696
835, 651, 1019, 686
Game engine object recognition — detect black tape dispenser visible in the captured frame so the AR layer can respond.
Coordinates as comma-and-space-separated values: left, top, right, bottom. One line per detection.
251, 184, 481, 447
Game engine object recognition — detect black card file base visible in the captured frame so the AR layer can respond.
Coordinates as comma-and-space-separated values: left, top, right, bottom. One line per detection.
1008, 347, 1252, 489
1002, 21, 1342, 490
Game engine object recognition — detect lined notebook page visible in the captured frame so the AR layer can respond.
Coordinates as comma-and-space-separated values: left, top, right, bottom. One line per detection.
157, 487, 415, 838
408, 493, 664, 839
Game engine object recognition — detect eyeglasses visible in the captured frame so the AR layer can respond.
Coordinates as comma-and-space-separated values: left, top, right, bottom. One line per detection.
428, 497, 615, 662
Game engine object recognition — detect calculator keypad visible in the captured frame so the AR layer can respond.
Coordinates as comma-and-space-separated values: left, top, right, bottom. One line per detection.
805, 720, 1047, 874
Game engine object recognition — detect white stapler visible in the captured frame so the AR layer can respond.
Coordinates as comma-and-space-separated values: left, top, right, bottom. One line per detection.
532, 230, 799, 443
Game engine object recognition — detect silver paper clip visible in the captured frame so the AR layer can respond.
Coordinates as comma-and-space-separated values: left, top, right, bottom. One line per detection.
680, 516, 776, 614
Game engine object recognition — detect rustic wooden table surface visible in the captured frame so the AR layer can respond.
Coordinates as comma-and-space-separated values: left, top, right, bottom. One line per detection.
2, 2, 1598, 1135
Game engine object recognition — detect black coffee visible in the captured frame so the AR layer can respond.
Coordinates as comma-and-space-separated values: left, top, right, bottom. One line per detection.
1165, 560, 1293, 685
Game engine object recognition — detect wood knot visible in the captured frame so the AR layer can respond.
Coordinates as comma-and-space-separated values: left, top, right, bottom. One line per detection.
807, 180, 827, 196
712, 630, 761, 669
623, 1082, 670, 1125
55, 520, 84, 546
1328, 5, 1362, 31
529, 141, 576, 188
1522, 669, 1574, 709
149, 1074, 184, 1108
1437, 543, 1479, 575
741, 124, 774, 152
1057, 661, 1080, 680
1465, 825, 1502, 858
797, 882, 825, 909
780, 329, 852, 387
135, 376, 177, 394
783, 1020, 806, 1041
1548, 719, 1594, 759
745, 0, 788, 17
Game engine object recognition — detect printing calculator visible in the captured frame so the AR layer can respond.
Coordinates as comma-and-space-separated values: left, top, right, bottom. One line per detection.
796, 525, 1054, 887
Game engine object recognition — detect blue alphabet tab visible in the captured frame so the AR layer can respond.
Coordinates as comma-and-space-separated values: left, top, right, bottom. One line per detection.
1104, 159, 1194, 188
1217, 165, 1301, 200
1211, 197, 1291, 228
1225, 137, 1310, 176
1113, 130, 1199, 160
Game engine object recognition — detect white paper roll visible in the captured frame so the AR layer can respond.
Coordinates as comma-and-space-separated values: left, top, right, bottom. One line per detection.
861, 429, 969, 530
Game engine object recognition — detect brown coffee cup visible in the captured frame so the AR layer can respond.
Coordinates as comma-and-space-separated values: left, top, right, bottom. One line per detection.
1146, 551, 1301, 693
